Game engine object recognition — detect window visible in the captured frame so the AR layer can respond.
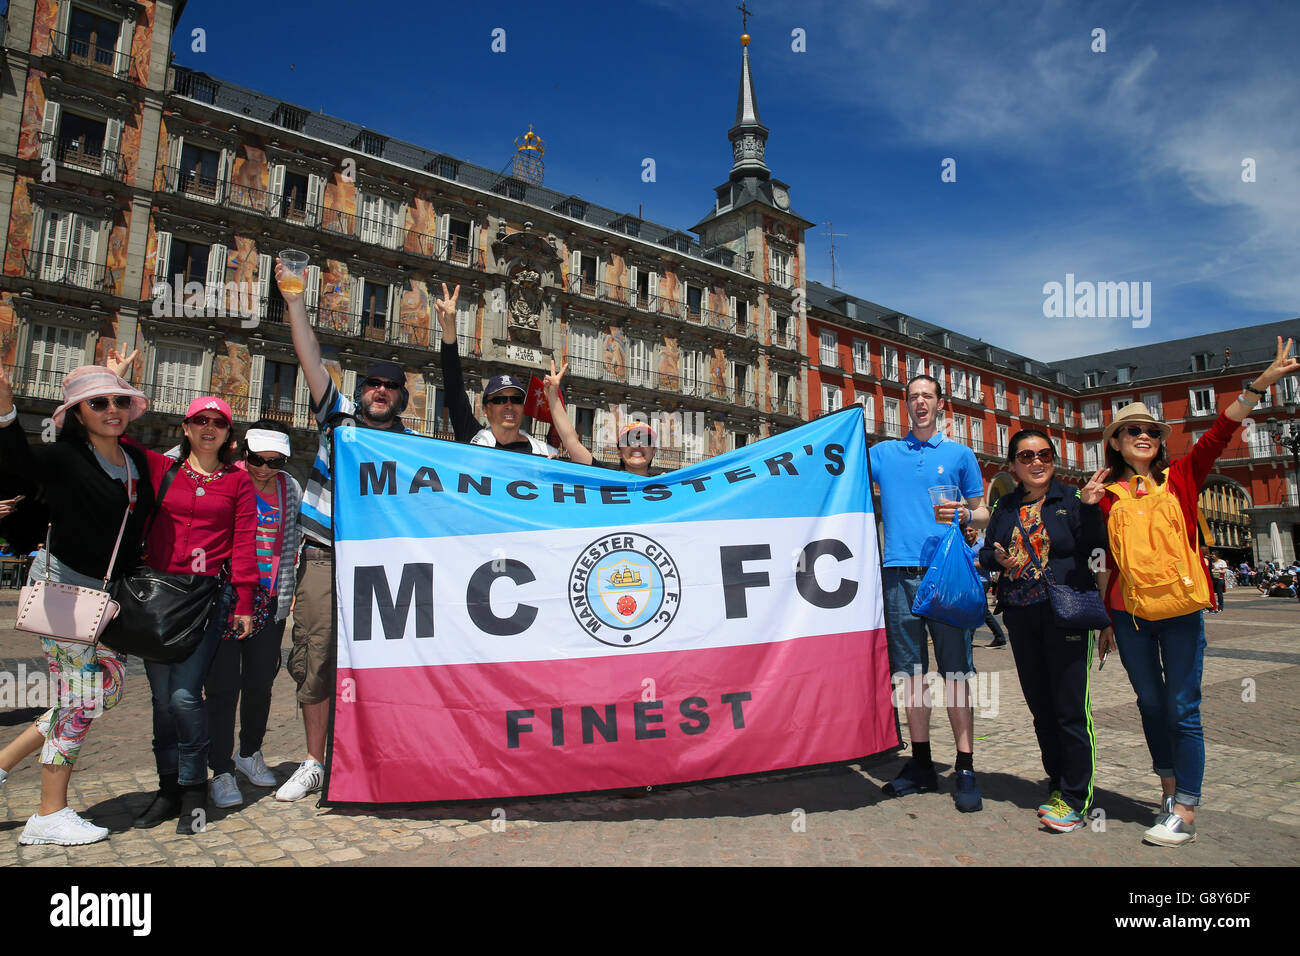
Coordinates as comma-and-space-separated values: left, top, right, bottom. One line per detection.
770, 249, 791, 288
25, 324, 89, 400
358, 192, 403, 250
1032, 391, 1043, 418
930, 362, 946, 394
970, 372, 981, 404
1141, 392, 1163, 419
1111, 396, 1134, 417
852, 339, 870, 375
1188, 386, 1216, 416
280, 170, 309, 220
773, 311, 793, 348
446, 217, 474, 265
1084, 371, 1100, 388
882, 345, 899, 382
1082, 401, 1101, 428
858, 393, 875, 430
628, 338, 655, 388
63, 7, 130, 76
1116, 366, 1132, 384
776, 373, 794, 414
259, 359, 299, 427
176, 143, 222, 200
994, 380, 1006, 410
951, 413, 967, 445
686, 284, 703, 318
819, 330, 838, 368
1018, 387, 1030, 417
883, 397, 901, 437
1191, 352, 1211, 372
631, 268, 657, 310
566, 324, 601, 379
152, 344, 205, 415
822, 384, 842, 413
1084, 441, 1100, 470
906, 353, 924, 380
679, 348, 700, 396
1067, 441, 1079, 468
996, 424, 1009, 456
1048, 395, 1059, 423
163, 237, 210, 286
1279, 375, 1300, 405
52, 111, 110, 174
1063, 400, 1074, 426
34, 209, 103, 287
731, 362, 748, 404
359, 280, 390, 341
951, 367, 969, 400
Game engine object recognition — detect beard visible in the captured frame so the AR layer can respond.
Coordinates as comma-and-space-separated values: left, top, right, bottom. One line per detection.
359, 392, 399, 426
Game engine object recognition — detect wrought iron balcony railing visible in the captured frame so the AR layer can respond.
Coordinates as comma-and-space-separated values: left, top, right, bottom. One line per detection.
36, 133, 127, 181
20, 248, 114, 293
48, 29, 138, 81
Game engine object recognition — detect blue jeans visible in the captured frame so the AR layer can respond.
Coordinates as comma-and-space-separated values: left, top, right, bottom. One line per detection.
1111, 610, 1205, 806
882, 566, 974, 680
144, 584, 232, 787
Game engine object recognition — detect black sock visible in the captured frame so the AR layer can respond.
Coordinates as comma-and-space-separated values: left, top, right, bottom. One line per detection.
955, 751, 974, 772
912, 741, 932, 768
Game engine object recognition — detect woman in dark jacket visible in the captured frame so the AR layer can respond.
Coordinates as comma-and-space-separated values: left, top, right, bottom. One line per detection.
0, 363, 155, 846
979, 428, 1109, 833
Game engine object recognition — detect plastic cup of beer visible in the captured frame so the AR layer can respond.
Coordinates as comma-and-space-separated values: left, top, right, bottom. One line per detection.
929, 485, 960, 524
278, 249, 309, 296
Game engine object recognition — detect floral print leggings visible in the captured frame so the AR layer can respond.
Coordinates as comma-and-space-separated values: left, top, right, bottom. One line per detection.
33, 637, 126, 766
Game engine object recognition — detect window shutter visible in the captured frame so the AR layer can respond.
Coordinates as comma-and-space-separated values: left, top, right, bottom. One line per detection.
628, 266, 638, 306
166, 133, 183, 180
648, 270, 658, 307
306, 174, 326, 226
39, 100, 60, 160
294, 368, 311, 429
268, 165, 286, 217
469, 221, 480, 267
342, 369, 357, 405
385, 284, 398, 339
304, 264, 321, 312
257, 253, 272, 318
248, 353, 265, 421
347, 276, 363, 336
205, 243, 227, 309
41, 211, 71, 281
216, 149, 234, 198
436, 213, 450, 260
67, 215, 98, 286
153, 230, 172, 291
101, 118, 123, 177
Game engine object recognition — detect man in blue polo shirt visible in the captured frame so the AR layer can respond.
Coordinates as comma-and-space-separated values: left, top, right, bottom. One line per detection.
869, 374, 989, 811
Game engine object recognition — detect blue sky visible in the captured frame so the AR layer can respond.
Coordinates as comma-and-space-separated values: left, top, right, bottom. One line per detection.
176, 0, 1298, 361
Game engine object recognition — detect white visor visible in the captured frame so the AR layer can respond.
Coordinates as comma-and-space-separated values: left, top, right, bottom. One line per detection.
246, 428, 291, 457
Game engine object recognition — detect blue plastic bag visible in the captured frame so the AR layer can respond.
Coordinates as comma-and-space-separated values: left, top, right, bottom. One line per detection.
911, 520, 987, 629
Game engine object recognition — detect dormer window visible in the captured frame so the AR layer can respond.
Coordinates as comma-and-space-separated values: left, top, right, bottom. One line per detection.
1192, 352, 1212, 372
1083, 371, 1100, 389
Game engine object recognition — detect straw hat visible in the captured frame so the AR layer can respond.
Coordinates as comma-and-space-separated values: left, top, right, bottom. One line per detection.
1102, 401, 1172, 443
50, 366, 149, 428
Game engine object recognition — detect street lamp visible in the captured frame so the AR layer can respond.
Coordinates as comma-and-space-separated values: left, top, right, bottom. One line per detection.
1267, 417, 1300, 512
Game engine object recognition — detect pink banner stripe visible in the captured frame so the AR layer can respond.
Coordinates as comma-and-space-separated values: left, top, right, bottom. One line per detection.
328, 628, 897, 803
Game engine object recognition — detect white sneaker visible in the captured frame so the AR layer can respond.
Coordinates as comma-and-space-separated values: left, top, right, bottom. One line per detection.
275, 760, 323, 802
19, 807, 109, 846
1143, 811, 1197, 847
210, 772, 243, 808
233, 750, 277, 788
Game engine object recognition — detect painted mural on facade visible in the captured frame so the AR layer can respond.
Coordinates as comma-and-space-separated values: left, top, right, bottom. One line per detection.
404, 198, 438, 258
397, 279, 433, 348
4, 179, 33, 280
212, 342, 253, 418
603, 325, 627, 380
318, 260, 351, 334
229, 146, 270, 208
658, 335, 680, 388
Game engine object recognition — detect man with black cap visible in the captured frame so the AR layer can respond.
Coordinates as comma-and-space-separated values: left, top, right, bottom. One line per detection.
435, 282, 556, 457
271, 258, 460, 801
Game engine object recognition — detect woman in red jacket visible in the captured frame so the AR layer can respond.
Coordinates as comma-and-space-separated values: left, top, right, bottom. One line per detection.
1097, 336, 1297, 847
109, 350, 257, 834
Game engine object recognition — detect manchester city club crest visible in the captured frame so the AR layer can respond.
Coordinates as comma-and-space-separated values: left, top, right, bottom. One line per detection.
568, 532, 682, 647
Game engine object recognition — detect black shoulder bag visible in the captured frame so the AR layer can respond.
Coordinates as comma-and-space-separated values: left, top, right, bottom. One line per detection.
1012, 510, 1112, 631
101, 460, 223, 663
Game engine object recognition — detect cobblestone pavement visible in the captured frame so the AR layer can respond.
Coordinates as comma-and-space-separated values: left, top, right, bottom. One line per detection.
1, 588, 1297, 867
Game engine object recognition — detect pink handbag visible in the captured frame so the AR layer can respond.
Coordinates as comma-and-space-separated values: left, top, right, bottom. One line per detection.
15, 500, 132, 647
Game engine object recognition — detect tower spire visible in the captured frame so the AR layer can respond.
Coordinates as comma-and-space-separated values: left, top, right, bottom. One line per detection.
728, 17, 770, 182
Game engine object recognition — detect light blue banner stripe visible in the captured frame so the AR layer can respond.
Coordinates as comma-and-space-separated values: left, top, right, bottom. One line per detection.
334, 406, 872, 542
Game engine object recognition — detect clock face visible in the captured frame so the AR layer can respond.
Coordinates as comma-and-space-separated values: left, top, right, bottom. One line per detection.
772, 186, 790, 210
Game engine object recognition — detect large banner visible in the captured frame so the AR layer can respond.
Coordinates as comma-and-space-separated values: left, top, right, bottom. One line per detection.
325, 406, 896, 803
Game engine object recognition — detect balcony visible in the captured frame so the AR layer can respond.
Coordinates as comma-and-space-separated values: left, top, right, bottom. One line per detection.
772, 395, 800, 417
771, 327, 798, 351
48, 29, 138, 82
37, 133, 127, 182
160, 164, 223, 204
20, 249, 114, 293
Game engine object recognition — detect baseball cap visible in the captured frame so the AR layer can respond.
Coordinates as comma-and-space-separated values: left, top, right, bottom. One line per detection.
484, 374, 526, 398
184, 396, 233, 424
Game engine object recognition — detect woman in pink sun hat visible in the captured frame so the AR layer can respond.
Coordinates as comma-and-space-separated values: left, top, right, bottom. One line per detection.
0, 360, 153, 847
104, 351, 259, 836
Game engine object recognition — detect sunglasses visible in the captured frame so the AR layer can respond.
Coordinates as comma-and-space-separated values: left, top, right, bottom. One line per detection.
1123, 425, 1163, 439
85, 396, 134, 412
1014, 448, 1056, 464
486, 394, 524, 406
187, 414, 230, 429
246, 451, 288, 469
364, 378, 403, 391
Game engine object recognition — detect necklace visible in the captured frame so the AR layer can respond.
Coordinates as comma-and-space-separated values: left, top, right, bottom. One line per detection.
183, 458, 225, 497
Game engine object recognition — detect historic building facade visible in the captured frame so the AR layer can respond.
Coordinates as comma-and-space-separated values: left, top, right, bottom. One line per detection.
1, 1, 1295, 561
